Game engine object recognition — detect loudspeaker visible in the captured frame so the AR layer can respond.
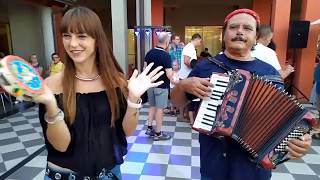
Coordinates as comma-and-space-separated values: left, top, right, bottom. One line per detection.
288, 21, 310, 48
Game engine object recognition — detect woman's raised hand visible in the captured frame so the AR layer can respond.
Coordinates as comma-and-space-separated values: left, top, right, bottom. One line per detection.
127, 63, 164, 100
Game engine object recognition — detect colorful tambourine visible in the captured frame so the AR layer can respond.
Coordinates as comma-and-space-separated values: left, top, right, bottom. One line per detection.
0, 55, 44, 101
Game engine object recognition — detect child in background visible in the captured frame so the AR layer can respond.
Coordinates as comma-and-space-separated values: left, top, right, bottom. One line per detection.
169, 60, 180, 115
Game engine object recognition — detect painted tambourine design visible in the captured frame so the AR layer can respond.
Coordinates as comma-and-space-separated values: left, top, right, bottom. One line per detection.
0, 55, 44, 101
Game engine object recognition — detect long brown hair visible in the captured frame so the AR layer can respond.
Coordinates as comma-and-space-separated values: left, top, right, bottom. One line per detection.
60, 6, 128, 126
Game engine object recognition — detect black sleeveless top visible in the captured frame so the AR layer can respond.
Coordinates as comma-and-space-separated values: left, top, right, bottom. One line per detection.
38, 90, 127, 176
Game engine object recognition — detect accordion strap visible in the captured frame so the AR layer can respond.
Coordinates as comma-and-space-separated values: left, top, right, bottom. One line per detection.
207, 57, 233, 73
207, 57, 283, 85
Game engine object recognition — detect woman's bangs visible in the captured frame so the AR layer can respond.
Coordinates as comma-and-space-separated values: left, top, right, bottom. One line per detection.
60, 11, 95, 36
61, 15, 86, 34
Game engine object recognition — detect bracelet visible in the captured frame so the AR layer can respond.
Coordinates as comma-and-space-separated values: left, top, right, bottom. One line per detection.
127, 98, 142, 109
44, 109, 64, 124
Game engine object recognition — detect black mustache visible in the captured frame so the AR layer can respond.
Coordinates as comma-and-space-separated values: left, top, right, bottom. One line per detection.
231, 36, 247, 42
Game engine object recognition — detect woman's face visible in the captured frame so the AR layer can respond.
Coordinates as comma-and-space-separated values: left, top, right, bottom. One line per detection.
30, 55, 38, 64
62, 32, 96, 64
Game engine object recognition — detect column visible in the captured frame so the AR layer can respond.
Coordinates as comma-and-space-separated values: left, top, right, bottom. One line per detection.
111, 0, 128, 74
51, 5, 64, 59
40, 6, 55, 67
252, 0, 272, 24
143, 0, 152, 54
293, 0, 320, 97
271, 0, 291, 65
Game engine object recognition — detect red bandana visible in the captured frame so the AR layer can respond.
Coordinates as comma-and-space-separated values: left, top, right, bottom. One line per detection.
224, 9, 260, 26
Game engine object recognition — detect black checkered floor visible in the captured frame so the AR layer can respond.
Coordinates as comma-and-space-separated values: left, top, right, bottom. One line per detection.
0, 105, 319, 180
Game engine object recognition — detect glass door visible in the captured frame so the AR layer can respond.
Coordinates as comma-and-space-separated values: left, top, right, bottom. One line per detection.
185, 26, 222, 57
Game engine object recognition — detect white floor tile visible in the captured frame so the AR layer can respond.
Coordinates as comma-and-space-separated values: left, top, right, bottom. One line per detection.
7, 116, 27, 122
12, 124, 33, 131
302, 154, 320, 164
146, 153, 170, 164
32, 169, 45, 180
152, 139, 173, 145
26, 145, 44, 154
166, 165, 191, 179
173, 132, 192, 139
0, 123, 11, 129
271, 172, 295, 180
18, 133, 42, 142
191, 156, 200, 167
4, 157, 25, 170
0, 132, 17, 140
139, 175, 165, 180
161, 126, 175, 132
312, 146, 320, 154
130, 144, 152, 153
284, 162, 316, 175
192, 139, 200, 147
0, 142, 24, 154
25, 156, 46, 168
126, 136, 137, 143
171, 146, 192, 156
120, 161, 144, 174
139, 115, 148, 120
176, 122, 190, 127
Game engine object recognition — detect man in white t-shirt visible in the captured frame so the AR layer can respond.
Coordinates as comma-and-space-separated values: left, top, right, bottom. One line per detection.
251, 25, 294, 79
179, 33, 202, 79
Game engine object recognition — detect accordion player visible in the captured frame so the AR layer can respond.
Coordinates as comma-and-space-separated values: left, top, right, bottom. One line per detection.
193, 67, 317, 169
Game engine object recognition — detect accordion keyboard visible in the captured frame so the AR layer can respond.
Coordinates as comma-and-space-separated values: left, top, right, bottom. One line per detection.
193, 74, 230, 132
274, 129, 304, 152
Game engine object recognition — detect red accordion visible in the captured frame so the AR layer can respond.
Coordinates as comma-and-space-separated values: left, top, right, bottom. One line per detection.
193, 69, 317, 169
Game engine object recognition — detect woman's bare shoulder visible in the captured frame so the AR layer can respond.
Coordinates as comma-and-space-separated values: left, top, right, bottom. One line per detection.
44, 72, 63, 94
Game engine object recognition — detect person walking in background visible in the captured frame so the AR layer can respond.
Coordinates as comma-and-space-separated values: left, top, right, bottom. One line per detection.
179, 33, 202, 80
144, 32, 173, 141
251, 24, 294, 79
200, 47, 212, 58
179, 33, 202, 124
49, 53, 64, 76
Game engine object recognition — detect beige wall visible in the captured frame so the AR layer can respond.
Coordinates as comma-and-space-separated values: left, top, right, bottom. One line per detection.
7, 0, 47, 66
164, 4, 252, 44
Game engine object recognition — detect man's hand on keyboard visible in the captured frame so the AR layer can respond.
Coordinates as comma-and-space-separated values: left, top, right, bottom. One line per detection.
181, 77, 213, 99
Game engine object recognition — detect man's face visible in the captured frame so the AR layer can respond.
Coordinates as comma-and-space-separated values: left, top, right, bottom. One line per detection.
265, 33, 273, 46
194, 38, 202, 46
223, 13, 257, 52
172, 36, 180, 45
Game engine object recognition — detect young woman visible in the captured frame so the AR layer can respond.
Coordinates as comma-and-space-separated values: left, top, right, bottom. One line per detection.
35, 7, 164, 180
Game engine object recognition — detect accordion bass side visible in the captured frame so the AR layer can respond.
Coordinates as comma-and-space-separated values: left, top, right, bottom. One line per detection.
193, 69, 318, 169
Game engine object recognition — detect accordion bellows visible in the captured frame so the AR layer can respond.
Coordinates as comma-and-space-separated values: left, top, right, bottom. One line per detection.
0, 55, 44, 100
193, 69, 317, 169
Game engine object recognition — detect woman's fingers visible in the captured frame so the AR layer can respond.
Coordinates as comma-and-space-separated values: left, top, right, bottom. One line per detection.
129, 69, 139, 81
150, 71, 164, 82
141, 63, 154, 75
150, 81, 164, 88
147, 66, 163, 78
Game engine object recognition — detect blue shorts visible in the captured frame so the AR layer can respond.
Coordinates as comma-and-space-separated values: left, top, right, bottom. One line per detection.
147, 88, 169, 108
